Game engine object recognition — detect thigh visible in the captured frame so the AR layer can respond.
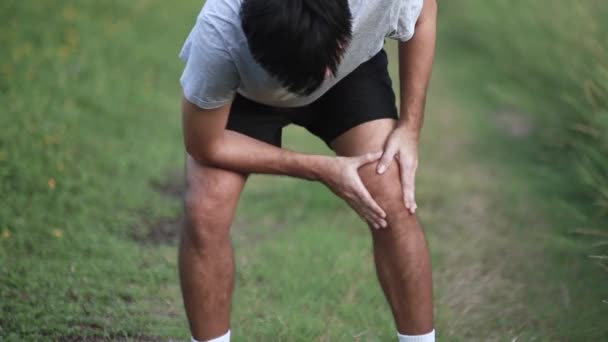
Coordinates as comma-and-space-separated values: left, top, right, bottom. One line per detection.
331, 119, 412, 219
331, 118, 397, 156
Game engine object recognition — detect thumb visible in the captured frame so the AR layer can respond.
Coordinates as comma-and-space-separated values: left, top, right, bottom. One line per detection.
377, 144, 397, 174
355, 151, 383, 166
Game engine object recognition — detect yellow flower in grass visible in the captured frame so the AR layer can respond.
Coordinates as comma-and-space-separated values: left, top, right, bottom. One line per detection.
48, 177, 56, 190
1, 228, 10, 240
51, 229, 64, 238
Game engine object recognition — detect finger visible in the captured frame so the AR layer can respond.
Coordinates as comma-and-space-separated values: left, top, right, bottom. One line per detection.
352, 177, 388, 227
361, 211, 380, 229
369, 219, 379, 230
354, 177, 387, 219
375, 216, 388, 229
400, 161, 412, 208
400, 161, 417, 213
362, 204, 387, 228
410, 201, 418, 214
404, 189, 416, 214
362, 206, 386, 229
357, 184, 386, 220
408, 167, 417, 214
369, 218, 381, 230
349, 200, 381, 229
377, 143, 398, 175
356, 151, 383, 167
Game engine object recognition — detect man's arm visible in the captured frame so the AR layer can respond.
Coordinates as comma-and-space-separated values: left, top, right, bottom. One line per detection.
182, 97, 326, 180
397, 0, 437, 138
376, 0, 437, 213
181, 97, 389, 228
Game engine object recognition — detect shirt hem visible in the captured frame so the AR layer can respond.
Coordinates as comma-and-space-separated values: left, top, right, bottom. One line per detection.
182, 88, 232, 110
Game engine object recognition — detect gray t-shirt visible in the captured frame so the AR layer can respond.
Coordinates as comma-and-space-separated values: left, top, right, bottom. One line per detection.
179, 0, 423, 109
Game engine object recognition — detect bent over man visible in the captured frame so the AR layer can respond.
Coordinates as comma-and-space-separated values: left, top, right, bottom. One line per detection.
178, 0, 437, 340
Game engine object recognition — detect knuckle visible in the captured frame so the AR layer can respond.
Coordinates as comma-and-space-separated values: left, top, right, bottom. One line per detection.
345, 190, 357, 199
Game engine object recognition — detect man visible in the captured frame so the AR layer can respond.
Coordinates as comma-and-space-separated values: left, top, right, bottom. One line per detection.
178, 0, 437, 341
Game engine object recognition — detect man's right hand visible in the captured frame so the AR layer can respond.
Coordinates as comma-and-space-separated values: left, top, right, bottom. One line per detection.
318, 152, 388, 229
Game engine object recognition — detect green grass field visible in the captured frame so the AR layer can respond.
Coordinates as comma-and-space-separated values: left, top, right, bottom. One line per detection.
1, 0, 607, 341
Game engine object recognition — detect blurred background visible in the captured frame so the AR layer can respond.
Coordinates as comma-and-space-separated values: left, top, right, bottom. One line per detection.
1, 0, 606, 340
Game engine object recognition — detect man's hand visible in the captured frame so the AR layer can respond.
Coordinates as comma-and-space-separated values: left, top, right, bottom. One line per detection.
376, 126, 419, 214
319, 152, 388, 229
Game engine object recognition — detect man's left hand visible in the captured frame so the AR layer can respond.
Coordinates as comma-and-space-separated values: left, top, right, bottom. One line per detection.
376, 125, 419, 215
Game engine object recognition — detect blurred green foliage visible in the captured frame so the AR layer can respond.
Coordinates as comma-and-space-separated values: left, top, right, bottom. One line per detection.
438, 0, 608, 219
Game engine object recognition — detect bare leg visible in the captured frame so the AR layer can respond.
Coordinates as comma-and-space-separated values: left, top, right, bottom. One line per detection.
179, 155, 248, 341
332, 119, 434, 335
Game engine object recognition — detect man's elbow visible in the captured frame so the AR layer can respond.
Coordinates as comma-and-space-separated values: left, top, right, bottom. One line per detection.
185, 139, 221, 166
186, 146, 222, 167
181, 97, 227, 166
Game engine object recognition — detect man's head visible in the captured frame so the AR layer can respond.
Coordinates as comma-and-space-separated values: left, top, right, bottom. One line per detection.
241, 0, 352, 96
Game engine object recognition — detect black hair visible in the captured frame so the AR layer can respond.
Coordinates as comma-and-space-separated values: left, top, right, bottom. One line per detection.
241, 0, 352, 96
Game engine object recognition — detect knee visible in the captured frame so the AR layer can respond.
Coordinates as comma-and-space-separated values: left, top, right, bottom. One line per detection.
182, 179, 240, 248
358, 162, 418, 232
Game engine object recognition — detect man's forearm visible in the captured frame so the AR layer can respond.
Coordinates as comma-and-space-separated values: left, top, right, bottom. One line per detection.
181, 98, 330, 181
194, 129, 329, 181
398, 0, 437, 140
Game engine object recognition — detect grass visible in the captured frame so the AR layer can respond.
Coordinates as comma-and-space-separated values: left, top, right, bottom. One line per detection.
0, 0, 191, 339
2, 0, 608, 341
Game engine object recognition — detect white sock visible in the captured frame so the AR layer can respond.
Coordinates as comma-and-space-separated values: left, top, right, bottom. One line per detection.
191, 330, 231, 342
398, 329, 435, 342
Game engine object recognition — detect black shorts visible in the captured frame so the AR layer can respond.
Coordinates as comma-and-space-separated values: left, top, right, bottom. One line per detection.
226, 49, 398, 148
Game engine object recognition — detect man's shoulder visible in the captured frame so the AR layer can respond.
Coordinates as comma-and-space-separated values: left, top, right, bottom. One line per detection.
199, 0, 242, 22
193, 0, 243, 49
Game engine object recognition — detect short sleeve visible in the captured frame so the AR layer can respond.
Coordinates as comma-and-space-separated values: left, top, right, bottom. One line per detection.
179, 18, 240, 109
387, 0, 424, 42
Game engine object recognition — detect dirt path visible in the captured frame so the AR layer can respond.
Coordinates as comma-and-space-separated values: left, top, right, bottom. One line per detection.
419, 77, 555, 340
420, 70, 608, 340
